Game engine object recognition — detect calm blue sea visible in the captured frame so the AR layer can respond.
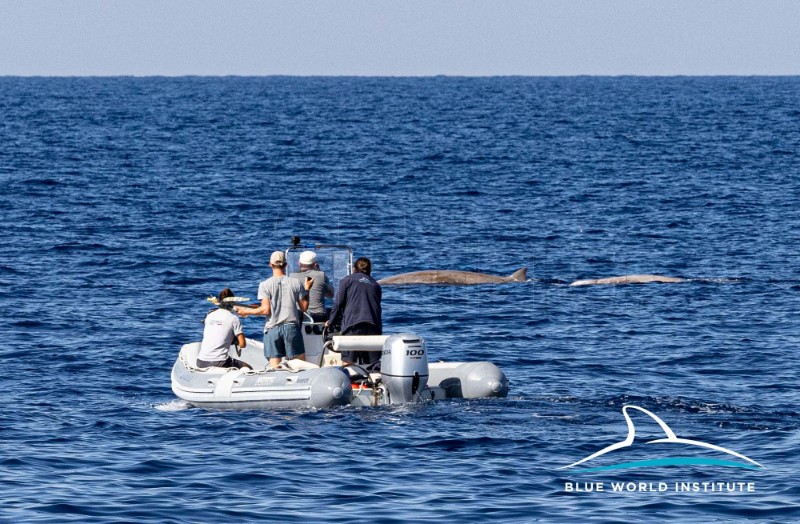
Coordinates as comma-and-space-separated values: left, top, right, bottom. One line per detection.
1, 77, 799, 522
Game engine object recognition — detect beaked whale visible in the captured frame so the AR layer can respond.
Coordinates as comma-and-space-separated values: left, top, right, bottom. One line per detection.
378, 267, 527, 286
570, 274, 686, 287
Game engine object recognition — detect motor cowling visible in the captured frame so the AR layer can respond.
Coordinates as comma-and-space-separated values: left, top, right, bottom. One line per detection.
380, 334, 429, 404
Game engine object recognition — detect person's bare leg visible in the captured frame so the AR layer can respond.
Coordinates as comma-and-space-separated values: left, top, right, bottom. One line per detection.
269, 357, 281, 368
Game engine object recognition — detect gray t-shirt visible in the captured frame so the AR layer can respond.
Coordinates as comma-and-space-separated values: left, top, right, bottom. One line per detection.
258, 275, 308, 331
290, 269, 333, 315
198, 308, 243, 362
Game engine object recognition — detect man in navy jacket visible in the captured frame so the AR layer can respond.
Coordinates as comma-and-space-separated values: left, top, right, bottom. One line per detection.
327, 257, 382, 365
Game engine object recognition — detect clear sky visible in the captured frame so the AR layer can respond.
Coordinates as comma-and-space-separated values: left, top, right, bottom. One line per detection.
2, 0, 799, 76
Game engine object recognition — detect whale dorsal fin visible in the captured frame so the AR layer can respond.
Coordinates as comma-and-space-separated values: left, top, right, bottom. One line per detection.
508, 267, 527, 282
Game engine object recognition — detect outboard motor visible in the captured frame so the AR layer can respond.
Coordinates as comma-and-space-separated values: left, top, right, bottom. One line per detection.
380, 334, 429, 404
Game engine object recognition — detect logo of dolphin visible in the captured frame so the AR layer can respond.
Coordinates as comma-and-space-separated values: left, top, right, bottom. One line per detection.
560, 405, 764, 473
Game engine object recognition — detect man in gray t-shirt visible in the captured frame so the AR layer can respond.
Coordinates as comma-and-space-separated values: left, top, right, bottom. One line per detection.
290, 250, 334, 322
237, 251, 313, 369
258, 275, 306, 329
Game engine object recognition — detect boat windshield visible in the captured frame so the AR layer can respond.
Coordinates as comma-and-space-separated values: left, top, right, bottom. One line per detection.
285, 244, 353, 293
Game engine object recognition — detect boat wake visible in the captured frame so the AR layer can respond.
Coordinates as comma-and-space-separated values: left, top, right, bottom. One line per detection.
155, 400, 191, 412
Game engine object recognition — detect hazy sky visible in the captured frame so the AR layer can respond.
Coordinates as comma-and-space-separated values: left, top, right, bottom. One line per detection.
2, 0, 799, 76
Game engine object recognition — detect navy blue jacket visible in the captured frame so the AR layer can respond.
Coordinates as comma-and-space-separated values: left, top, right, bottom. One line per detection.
328, 272, 382, 334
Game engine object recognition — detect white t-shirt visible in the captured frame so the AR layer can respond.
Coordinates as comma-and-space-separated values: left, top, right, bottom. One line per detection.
198, 308, 243, 362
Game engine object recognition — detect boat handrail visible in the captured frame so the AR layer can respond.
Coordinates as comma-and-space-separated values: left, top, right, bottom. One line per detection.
331, 335, 389, 353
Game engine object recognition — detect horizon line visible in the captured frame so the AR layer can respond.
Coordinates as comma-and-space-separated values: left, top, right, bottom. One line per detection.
2, 74, 800, 79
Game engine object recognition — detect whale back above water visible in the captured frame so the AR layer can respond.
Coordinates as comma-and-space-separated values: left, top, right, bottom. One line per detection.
378, 267, 527, 286
570, 274, 686, 287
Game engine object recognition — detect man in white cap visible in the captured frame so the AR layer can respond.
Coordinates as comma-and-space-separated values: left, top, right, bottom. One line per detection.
290, 250, 335, 322
237, 251, 314, 368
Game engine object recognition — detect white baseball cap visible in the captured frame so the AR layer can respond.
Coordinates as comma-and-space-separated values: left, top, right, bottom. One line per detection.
299, 251, 317, 265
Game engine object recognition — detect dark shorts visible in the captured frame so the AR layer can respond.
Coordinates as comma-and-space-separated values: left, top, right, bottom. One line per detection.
264, 323, 305, 359
196, 356, 249, 369
342, 322, 382, 365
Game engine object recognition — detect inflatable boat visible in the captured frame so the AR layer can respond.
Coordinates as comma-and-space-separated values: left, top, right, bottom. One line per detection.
172, 331, 508, 409
171, 241, 508, 410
